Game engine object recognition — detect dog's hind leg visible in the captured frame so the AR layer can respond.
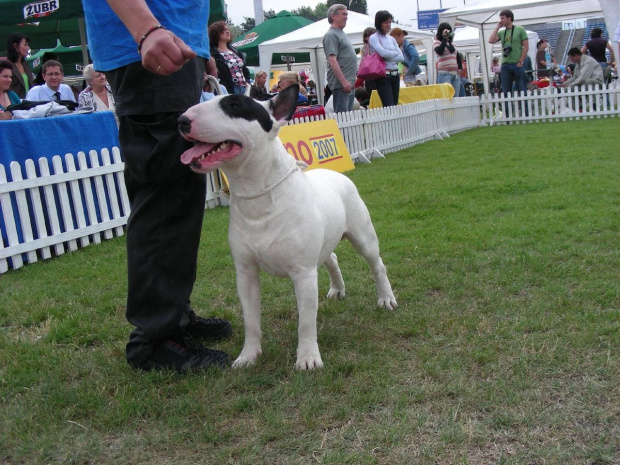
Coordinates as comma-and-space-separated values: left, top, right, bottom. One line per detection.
344, 207, 397, 310
232, 265, 263, 368
324, 252, 346, 299
291, 268, 324, 370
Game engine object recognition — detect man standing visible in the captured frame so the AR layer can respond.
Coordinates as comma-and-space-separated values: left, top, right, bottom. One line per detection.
82, 0, 232, 373
489, 9, 529, 96
323, 4, 357, 113
25, 60, 75, 102
559, 48, 604, 88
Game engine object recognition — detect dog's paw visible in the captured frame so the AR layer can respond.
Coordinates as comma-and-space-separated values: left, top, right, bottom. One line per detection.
231, 349, 262, 369
327, 288, 346, 299
295, 346, 323, 370
294, 356, 324, 371
378, 295, 398, 310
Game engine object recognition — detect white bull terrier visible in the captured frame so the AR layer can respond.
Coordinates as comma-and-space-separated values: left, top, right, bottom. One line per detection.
178, 85, 397, 370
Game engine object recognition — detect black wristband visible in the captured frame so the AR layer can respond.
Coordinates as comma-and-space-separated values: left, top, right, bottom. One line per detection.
137, 24, 166, 55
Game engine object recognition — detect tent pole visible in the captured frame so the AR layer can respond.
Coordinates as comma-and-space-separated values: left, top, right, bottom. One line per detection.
78, 18, 88, 66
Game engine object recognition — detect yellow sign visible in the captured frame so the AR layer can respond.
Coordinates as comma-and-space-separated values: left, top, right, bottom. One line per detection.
279, 119, 355, 173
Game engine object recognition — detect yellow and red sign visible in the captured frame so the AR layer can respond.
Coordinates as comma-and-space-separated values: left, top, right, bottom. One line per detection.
279, 119, 354, 173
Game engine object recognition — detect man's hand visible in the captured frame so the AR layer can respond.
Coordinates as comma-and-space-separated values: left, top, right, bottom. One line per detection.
341, 81, 352, 93
140, 28, 196, 75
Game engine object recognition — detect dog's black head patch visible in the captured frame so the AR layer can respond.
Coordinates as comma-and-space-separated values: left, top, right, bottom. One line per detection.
218, 95, 273, 133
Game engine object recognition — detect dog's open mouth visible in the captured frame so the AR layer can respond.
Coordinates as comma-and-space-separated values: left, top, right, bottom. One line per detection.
180, 140, 243, 171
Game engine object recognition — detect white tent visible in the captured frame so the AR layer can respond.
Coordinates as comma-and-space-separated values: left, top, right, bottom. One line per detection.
258, 11, 435, 104
440, 0, 617, 94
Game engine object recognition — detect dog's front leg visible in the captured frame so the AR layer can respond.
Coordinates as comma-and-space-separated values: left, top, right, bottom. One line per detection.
232, 264, 263, 368
292, 268, 323, 370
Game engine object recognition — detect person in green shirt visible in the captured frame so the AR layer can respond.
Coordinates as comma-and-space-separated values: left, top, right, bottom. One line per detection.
488, 9, 529, 96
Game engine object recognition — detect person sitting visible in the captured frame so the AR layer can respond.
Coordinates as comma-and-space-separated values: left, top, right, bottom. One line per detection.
200, 71, 227, 102
249, 70, 270, 100
25, 60, 76, 102
355, 87, 370, 109
0, 59, 21, 120
34, 52, 59, 86
559, 47, 604, 88
275, 72, 308, 104
78, 64, 115, 114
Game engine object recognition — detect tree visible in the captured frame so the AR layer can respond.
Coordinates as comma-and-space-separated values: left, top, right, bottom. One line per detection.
240, 17, 255, 34
348, 0, 368, 15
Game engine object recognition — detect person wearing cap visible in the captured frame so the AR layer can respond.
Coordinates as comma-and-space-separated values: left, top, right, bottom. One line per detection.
78, 64, 116, 115
390, 27, 421, 86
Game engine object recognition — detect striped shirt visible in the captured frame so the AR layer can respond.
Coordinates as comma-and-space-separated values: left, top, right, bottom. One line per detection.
433, 39, 458, 72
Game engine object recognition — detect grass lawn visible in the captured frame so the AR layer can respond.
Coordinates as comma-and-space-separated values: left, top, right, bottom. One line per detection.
1, 118, 619, 464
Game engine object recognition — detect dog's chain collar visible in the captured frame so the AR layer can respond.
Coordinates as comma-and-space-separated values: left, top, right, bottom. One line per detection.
232, 161, 302, 200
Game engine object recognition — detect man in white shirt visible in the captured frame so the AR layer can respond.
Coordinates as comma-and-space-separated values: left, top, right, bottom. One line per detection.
25, 60, 76, 102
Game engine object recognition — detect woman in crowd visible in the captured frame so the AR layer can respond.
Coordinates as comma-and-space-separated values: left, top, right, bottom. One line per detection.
367, 11, 403, 107
275, 72, 308, 104
250, 70, 270, 100
208, 21, 250, 95
78, 64, 116, 113
6, 33, 34, 99
357, 27, 377, 92
434, 22, 460, 95
0, 59, 21, 120
390, 27, 421, 86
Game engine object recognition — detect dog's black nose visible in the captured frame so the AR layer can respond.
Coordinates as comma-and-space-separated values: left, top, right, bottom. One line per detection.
178, 115, 192, 134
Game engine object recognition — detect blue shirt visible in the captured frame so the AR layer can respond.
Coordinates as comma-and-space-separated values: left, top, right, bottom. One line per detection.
25, 83, 76, 102
83, 0, 210, 71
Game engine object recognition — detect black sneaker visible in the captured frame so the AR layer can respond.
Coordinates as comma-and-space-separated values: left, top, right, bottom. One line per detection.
136, 336, 230, 373
186, 316, 233, 340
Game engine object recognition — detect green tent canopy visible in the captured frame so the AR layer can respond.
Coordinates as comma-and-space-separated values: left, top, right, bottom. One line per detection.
26, 40, 90, 75
233, 10, 313, 67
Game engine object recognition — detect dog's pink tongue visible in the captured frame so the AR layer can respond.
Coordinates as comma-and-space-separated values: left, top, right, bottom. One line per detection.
180, 142, 219, 165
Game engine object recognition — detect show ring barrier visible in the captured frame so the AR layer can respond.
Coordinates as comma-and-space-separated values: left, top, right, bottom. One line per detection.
1, 83, 619, 273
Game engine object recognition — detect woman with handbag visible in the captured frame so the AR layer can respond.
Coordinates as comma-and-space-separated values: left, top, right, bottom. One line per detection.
366, 11, 403, 107
357, 27, 377, 93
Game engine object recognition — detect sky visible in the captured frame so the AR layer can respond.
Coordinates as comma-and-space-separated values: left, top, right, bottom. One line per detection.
224, 0, 474, 30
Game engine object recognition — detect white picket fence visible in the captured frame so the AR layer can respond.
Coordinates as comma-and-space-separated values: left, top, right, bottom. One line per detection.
2, 87, 619, 273
480, 83, 620, 125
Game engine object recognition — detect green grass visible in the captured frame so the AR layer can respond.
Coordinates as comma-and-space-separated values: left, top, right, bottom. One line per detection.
1, 119, 619, 464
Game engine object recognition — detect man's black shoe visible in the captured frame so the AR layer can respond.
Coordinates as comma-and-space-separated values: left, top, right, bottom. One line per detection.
186, 316, 233, 340
136, 336, 230, 373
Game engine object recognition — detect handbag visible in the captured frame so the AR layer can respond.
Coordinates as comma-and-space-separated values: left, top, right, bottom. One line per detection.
357, 51, 386, 80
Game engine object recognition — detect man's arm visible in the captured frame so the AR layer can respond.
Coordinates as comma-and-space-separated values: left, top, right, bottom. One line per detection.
489, 22, 502, 44
518, 37, 529, 67
327, 55, 352, 92
105, 0, 196, 75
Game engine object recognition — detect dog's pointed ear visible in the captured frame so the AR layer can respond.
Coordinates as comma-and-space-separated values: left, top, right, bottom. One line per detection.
269, 84, 299, 123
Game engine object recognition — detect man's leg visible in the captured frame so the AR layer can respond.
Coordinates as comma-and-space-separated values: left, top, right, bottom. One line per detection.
107, 59, 229, 369
332, 88, 355, 113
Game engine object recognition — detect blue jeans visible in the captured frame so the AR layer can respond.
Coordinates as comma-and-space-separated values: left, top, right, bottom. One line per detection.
500, 63, 526, 95
233, 85, 246, 95
437, 71, 460, 96
331, 88, 355, 113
